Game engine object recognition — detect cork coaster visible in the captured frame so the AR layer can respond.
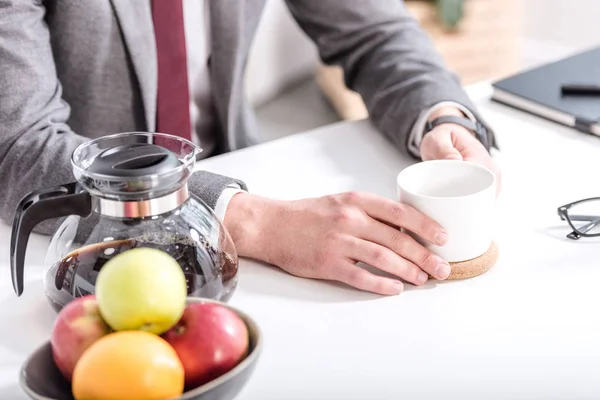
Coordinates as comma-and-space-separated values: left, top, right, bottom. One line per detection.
434, 241, 499, 280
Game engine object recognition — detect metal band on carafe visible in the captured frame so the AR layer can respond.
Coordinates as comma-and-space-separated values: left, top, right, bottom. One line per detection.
91, 184, 189, 218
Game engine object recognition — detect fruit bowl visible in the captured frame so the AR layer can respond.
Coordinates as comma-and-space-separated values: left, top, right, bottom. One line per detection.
18, 298, 262, 400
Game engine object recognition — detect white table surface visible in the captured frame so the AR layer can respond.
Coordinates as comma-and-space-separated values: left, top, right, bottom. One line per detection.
2, 82, 600, 399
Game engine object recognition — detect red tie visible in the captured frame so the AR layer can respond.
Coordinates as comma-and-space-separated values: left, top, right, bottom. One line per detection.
151, 0, 192, 141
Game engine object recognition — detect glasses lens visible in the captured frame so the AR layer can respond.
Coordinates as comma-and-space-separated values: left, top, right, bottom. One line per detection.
567, 199, 600, 236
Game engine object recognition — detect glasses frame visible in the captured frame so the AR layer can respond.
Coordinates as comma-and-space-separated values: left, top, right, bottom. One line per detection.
557, 197, 600, 240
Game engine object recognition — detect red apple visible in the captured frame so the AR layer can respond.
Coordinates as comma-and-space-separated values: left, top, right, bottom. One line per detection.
161, 303, 249, 389
50, 294, 112, 381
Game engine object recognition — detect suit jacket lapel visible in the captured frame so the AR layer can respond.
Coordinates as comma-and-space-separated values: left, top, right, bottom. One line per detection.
110, 0, 157, 131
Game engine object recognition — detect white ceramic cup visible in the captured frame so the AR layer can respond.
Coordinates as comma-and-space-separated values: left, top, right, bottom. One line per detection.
396, 159, 496, 263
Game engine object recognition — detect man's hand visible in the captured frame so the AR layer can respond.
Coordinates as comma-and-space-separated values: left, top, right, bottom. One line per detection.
419, 108, 501, 195
224, 191, 453, 296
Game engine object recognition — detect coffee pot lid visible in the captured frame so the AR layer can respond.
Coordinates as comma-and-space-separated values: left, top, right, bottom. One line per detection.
86, 143, 182, 177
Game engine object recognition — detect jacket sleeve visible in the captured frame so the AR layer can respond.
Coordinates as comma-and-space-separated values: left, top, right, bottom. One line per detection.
0, 1, 245, 235
284, 0, 496, 157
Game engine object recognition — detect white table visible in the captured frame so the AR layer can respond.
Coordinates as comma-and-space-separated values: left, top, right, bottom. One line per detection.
2, 82, 600, 399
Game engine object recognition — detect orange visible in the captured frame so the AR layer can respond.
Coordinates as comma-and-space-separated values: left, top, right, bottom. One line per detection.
72, 330, 184, 400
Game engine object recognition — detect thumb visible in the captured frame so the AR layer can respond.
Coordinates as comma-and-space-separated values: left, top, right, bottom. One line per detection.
421, 131, 463, 161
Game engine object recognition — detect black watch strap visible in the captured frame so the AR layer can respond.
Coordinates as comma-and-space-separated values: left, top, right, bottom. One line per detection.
424, 115, 492, 151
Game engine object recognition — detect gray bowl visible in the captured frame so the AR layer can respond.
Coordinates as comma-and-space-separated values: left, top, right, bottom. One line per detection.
19, 297, 262, 400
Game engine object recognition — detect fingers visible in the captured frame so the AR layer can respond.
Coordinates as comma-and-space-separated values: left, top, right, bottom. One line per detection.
349, 192, 447, 246
332, 261, 404, 296
344, 236, 431, 286
361, 220, 451, 280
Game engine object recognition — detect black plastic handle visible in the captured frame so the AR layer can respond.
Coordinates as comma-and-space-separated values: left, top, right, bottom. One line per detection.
10, 182, 92, 296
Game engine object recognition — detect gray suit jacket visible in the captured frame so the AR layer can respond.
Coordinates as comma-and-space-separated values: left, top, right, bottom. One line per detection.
0, 0, 488, 233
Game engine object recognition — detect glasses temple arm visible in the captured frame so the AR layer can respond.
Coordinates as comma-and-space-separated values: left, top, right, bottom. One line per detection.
574, 216, 600, 234
566, 214, 600, 222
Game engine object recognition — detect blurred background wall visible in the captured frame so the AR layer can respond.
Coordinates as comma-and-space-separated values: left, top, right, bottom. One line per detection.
521, 0, 600, 67
244, 0, 600, 142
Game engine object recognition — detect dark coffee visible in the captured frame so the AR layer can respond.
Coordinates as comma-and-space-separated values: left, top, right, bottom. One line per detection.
45, 233, 238, 313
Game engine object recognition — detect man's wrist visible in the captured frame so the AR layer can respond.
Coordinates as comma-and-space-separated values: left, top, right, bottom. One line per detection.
407, 101, 478, 158
425, 106, 478, 138
222, 192, 278, 261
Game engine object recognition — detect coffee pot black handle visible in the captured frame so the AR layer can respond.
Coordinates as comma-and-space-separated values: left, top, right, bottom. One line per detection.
10, 182, 92, 296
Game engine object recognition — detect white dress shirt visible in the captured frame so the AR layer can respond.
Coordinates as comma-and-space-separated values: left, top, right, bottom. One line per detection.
181, 0, 476, 222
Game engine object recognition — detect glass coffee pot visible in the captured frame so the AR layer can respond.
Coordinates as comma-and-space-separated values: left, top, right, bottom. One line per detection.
10, 132, 239, 313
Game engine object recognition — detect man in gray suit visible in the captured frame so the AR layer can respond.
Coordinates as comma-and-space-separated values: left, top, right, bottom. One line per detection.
0, 0, 500, 295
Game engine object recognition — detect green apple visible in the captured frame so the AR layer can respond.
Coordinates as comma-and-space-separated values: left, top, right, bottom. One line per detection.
95, 247, 187, 335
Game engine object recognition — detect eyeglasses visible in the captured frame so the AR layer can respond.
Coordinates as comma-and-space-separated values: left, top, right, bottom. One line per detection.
557, 197, 600, 240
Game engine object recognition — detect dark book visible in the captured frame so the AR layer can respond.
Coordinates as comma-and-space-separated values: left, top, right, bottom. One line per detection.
491, 46, 600, 136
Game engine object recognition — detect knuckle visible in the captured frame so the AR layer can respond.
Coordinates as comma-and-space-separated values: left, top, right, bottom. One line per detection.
418, 250, 437, 269
370, 247, 387, 265
325, 193, 342, 207
332, 206, 361, 226
394, 260, 411, 279
332, 207, 353, 224
323, 229, 341, 244
390, 230, 409, 251
415, 217, 437, 238
342, 191, 361, 204
410, 265, 423, 282
394, 261, 418, 283
420, 219, 434, 236
371, 279, 387, 294
345, 268, 366, 286
390, 203, 407, 221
